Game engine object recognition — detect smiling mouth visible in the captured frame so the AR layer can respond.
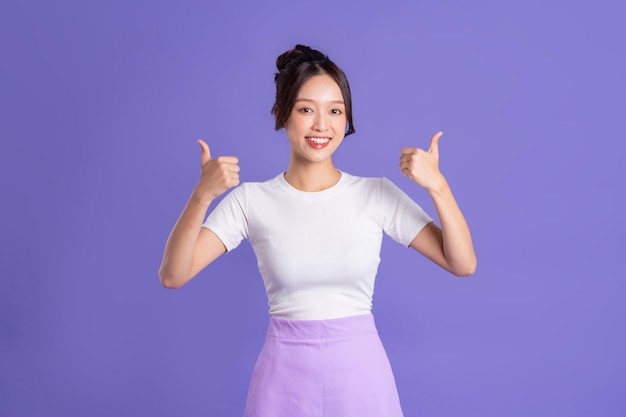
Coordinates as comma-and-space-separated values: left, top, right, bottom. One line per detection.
306, 137, 331, 149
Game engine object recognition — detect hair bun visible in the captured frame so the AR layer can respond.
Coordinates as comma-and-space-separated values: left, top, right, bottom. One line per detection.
276, 44, 327, 72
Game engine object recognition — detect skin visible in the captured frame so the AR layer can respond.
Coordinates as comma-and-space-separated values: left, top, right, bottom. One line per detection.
400, 132, 477, 276
158, 74, 476, 289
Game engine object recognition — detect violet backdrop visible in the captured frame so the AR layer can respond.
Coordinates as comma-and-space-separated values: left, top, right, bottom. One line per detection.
1, 1, 624, 416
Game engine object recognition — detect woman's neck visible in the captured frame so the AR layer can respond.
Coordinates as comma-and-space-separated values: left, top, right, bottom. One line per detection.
284, 160, 341, 192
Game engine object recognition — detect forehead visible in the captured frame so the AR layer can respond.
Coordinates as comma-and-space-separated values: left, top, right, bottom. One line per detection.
296, 74, 344, 102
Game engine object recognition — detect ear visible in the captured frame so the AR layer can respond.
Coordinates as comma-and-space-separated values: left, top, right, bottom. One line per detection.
273, 106, 284, 129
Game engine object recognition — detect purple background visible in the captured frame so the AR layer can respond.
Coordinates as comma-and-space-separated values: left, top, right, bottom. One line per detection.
1, 1, 624, 416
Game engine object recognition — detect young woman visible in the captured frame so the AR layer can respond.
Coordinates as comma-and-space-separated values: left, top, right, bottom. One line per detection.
159, 44, 476, 417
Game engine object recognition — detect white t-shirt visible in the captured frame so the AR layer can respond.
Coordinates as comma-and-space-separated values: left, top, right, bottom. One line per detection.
202, 171, 432, 320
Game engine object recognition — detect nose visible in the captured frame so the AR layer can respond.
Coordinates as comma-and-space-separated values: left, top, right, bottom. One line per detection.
312, 112, 328, 132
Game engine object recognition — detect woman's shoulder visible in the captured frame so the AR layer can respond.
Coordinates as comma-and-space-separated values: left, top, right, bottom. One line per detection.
229, 173, 285, 195
341, 172, 392, 188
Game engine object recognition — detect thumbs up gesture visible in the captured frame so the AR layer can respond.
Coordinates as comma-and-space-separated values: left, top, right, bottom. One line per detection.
399, 131, 445, 192
195, 139, 240, 201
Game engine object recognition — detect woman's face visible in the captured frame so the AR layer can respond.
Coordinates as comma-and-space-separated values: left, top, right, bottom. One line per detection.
284, 74, 347, 165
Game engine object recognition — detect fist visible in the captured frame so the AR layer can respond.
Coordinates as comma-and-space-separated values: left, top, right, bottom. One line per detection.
195, 139, 240, 200
399, 131, 445, 191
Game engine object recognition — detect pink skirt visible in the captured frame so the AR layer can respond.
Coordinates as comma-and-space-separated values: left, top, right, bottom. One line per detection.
244, 314, 404, 417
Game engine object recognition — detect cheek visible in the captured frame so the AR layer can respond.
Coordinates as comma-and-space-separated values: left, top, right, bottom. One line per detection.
335, 116, 348, 130
285, 112, 304, 129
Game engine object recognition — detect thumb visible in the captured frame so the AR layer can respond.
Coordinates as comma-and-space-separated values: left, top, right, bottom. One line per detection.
197, 139, 211, 164
428, 131, 443, 155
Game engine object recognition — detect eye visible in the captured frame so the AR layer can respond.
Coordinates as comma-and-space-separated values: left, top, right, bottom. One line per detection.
331, 109, 343, 115
298, 107, 313, 113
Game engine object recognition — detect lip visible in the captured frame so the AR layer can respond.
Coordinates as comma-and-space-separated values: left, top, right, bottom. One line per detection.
306, 136, 331, 149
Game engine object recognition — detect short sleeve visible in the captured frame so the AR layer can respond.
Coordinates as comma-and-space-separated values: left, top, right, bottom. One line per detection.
201, 185, 249, 252
380, 178, 433, 247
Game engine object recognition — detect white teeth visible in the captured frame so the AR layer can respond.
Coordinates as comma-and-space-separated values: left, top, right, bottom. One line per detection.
308, 137, 330, 144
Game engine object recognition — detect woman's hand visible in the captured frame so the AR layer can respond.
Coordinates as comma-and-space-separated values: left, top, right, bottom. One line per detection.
399, 131, 445, 192
158, 140, 237, 288
400, 131, 477, 276
194, 139, 240, 201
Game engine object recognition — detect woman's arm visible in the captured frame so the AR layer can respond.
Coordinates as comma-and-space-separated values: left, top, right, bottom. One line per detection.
399, 132, 477, 276
158, 140, 240, 288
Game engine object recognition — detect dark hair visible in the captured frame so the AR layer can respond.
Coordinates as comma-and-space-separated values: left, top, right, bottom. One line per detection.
272, 45, 355, 136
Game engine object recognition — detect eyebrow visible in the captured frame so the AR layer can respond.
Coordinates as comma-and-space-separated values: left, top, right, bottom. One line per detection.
295, 98, 345, 105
